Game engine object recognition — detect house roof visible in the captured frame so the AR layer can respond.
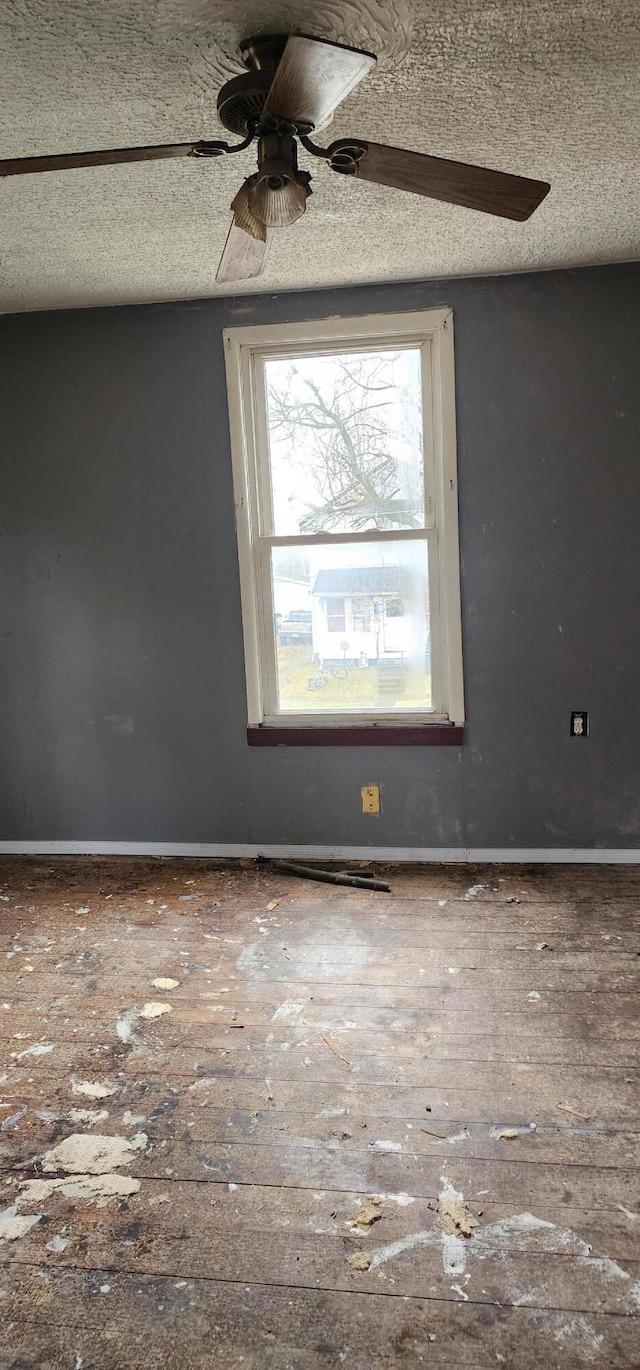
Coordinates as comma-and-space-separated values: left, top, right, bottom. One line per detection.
312, 567, 404, 596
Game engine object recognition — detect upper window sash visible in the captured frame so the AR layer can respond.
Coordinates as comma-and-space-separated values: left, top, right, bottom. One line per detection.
247, 337, 435, 539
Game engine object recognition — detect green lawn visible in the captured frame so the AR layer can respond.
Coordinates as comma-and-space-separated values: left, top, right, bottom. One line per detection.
277, 644, 431, 712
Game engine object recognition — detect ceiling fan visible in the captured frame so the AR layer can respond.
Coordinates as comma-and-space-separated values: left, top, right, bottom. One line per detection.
0, 32, 550, 284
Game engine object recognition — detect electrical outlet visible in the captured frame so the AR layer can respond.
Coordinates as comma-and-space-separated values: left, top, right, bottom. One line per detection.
361, 785, 381, 815
570, 711, 589, 737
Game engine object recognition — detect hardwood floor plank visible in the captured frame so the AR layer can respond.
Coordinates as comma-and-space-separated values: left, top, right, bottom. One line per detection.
0, 1267, 639, 1369
0, 856, 638, 1367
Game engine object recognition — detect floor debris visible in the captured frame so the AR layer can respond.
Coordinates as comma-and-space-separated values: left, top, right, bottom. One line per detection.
271, 859, 391, 893
320, 1034, 352, 1068
556, 1101, 590, 1120
438, 1195, 480, 1237
497, 1129, 521, 1140
346, 1197, 383, 1229
1, 1109, 27, 1130
46, 1234, 69, 1253
138, 1002, 172, 1019
41, 1132, 147, 1175
68, 1108, 109, 1127
266, 899, 281, 911
422, 1128, 447, 1139
20, 1173, 141, 1205
71, 1080, 117, 1099
152, 977, 180, 990
0, 1207, 42, 1240
13, 1042, 54, 1060
347, 1251, 371, 1271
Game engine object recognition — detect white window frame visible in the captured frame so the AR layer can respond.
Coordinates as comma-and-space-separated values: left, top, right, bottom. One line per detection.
223, 308, 464, 728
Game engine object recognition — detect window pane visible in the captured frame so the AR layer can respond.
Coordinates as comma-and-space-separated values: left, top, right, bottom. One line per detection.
271, 541, 431, 714
265, 348, 424, 534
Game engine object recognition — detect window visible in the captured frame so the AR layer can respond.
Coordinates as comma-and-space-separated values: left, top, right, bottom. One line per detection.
326, 598, 346, 633
224, 309, 464, 735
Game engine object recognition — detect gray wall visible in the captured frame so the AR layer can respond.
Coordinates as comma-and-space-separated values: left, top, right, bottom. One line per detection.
1, 263, 639, 849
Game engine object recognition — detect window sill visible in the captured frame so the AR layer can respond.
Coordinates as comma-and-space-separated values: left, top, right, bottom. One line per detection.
247, 723, 464, 747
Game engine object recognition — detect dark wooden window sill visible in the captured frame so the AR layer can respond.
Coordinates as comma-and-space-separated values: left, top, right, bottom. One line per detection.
247, 724, 464, 747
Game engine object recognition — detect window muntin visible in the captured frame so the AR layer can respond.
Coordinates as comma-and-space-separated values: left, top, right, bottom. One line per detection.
225, 310, 463, 728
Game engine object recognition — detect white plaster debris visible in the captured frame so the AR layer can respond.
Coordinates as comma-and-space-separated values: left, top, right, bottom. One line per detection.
20, 1174, 141, 1205
75, 908, 90, 915
122, 1111, 147, 1127
554, 1318, 604, 1362
527, 991, 542, 1001
372, 1140, 402, 1152
188, 1078, 218, 1092
42, 1132, 147, 1174
116, 1012, 137, 1043
68, 1109, 109, 1127
13, 1043, 53, 1060
0, 1206, 41, 1240
464, 884, 489, 900
139, 1002, 172, 1019
377, 1193, 416, 1207
152, 978, 180, 990
272, 1000, 304, 1021
71, 1080, 117, 1099
1, 1109, 26, 1130
366, 1192, 640, 1319
46, 1234, 69, 1253
317, 1108, 347, 1118
445, 1129, 471, 1145
369, 1229, 437, 1271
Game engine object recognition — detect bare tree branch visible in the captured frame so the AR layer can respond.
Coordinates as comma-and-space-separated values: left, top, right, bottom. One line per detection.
267, 353, 422, 532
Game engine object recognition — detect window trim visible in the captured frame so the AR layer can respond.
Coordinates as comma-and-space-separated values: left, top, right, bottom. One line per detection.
224, 308, 464, 731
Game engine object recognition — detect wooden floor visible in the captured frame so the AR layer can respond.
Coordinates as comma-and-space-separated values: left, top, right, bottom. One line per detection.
0, 858, 638, 1368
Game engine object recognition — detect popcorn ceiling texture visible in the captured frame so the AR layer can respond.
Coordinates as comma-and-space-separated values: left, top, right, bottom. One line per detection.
0, 0, 638, 312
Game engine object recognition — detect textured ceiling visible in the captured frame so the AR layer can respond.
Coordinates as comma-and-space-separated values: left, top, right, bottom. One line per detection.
1, 0, 639, 312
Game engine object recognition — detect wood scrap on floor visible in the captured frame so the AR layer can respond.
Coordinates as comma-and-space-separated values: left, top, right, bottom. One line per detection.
556, 1101, 590, 1120
320, 1033, 352, 1068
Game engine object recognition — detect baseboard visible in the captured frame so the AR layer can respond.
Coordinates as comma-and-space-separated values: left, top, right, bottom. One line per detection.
0, 840, 638, 864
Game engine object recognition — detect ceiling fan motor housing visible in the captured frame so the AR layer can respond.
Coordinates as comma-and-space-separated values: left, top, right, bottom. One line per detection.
217, 34, 291, 136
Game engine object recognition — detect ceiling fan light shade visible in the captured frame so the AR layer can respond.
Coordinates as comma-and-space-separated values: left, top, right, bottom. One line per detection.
247, 165, 310, 227
230, 178, 267, 241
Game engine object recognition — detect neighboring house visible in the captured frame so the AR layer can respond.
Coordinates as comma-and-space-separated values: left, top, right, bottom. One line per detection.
310, 566, 427, 665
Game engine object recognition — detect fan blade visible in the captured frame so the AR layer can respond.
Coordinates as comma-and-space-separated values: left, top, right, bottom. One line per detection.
263, 35, 375, 130
0, 141, 208, 177
329, 139, 550, 221
216, 222, 269, 284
